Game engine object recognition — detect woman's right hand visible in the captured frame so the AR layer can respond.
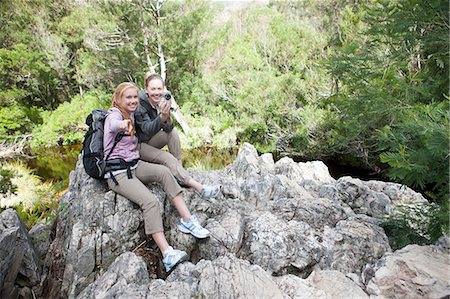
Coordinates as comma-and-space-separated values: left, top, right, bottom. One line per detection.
159, 100, 171, 122
119, 119, 132, 134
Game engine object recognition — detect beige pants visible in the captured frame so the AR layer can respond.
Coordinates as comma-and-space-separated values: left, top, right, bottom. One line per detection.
139, 129, 192, 184
107, 160, 182, 235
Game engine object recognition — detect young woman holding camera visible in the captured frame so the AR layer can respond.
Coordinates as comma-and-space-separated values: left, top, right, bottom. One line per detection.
134, 72, 222, 199
103, 82, 211, 272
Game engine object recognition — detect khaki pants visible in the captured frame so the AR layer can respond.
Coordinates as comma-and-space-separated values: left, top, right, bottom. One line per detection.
107, 160, 182, 235
139, 129, 192, 184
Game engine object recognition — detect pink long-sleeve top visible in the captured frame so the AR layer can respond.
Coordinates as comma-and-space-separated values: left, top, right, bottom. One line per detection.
103, 108, 139, 162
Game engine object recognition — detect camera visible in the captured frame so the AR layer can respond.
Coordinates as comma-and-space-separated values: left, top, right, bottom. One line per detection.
164, 91, 175, 111
164, 91, 172, 101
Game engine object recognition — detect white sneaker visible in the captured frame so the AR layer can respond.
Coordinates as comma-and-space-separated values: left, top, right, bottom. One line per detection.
162, 246, 188, 272
178, 215, 210, 238
200, 185, 222, 199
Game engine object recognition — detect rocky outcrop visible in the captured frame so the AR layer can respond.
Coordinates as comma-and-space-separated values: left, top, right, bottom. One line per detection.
0, 209, 41, 298
1, 142, 448, 298
364, 239, 450, 298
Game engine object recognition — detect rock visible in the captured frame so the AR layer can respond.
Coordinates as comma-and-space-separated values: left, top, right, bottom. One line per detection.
275, 158, 335, 190
365, 244, 450, 298
239, 211, 322, 275
0, 209, 41, 298
76, 251, 150, 299
322, 176, 428, 217
274, 274, 327, 298
319, 217, 391, 274
197, 209, 245, 259
29, 219, 54, 261
33, 142, 442, 298
41, 166, 146, 298
307, 270, 369, 298
435, 234, 450, 253
168, 255, 284, 299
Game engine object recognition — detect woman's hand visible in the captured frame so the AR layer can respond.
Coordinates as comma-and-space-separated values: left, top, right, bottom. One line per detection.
119, 119, 132, 134
159, 99, 172, 122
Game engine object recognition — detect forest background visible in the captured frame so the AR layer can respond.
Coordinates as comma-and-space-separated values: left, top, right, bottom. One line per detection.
0, 0, 448, 249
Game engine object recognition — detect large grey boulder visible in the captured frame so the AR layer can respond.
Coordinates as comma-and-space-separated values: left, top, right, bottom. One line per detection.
307, 270, 369, 298
41, 168, 147, 298
38, 142, 448, 298
365, 241, 450, 298
167, 254, 284, 298
76, 252, 151, 299
319, 176, 428, 217
0, 209, 41, 298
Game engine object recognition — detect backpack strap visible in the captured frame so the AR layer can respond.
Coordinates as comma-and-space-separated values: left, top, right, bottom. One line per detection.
105, 131, 125, 161
106, 158, 138, 185
127, 166, 132, 179
105, 131, 125, 185
110, 170, 119, 186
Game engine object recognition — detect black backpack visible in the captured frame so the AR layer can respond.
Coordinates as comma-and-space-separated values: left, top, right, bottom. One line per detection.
82, 109, 123, 180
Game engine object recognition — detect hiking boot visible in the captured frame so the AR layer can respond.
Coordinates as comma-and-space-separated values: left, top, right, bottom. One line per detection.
178, 215, 210, 239
200, 184, 222, 199
162, 246, 188, 272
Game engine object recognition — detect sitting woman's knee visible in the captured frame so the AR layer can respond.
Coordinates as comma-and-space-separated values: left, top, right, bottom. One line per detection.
141, 196, 160, 212
159, 166, 174, 180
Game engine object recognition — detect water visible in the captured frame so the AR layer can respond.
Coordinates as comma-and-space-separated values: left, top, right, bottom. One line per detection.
26, 145, 238, 190
27, 144, 82, 189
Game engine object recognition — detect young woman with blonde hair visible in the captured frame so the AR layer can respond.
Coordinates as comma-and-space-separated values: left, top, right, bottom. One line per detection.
103, 82, 210, 272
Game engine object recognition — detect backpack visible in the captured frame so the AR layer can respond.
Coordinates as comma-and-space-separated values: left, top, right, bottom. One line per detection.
82, 108, 123, 180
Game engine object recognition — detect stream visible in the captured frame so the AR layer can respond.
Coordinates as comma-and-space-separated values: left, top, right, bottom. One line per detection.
25, 144, 383, 192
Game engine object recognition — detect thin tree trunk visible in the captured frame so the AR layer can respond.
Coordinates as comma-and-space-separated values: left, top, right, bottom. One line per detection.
170, 96, 191, 133
138, 0, 157, 73
152, 0, 190, 133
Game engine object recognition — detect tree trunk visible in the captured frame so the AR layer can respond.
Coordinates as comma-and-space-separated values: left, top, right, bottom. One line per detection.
170, 96, 191, 133
152, 0, 190, 133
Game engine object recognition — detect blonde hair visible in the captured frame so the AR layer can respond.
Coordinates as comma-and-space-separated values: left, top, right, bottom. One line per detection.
144, 72, 164, 89
111, 82, 138, 136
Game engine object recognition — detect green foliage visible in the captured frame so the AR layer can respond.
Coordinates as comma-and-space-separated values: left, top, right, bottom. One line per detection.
427, 201, 450, 242
10, 197, 60, 229
0, 162, 57, 218
0, 105, 42, 140
0, 1, 69, 110
326, 0, 449, 200
381, 203, 449, 250
200, 6, 330, 152
238, 122, 275, 154
0, 44, 55, 107
379, 101, 449, 201
164, 0, 215, 91
31, 91, 110, 147
58, 4, 140, 90
181, 147, 237, 171
0, 168, 18, 195
289, 105, 338, 158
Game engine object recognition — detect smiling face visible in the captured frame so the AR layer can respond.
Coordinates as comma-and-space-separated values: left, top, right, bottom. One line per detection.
145, 77, 164, 107
116, 85, 139, 113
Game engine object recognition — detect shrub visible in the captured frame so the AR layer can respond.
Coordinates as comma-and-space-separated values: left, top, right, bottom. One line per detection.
380, 203, 448, 250
31, 91, 110, 148
0, 167, 18, 195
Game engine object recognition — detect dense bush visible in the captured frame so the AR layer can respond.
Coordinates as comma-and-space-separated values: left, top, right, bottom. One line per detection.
31, 91, 110, 148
